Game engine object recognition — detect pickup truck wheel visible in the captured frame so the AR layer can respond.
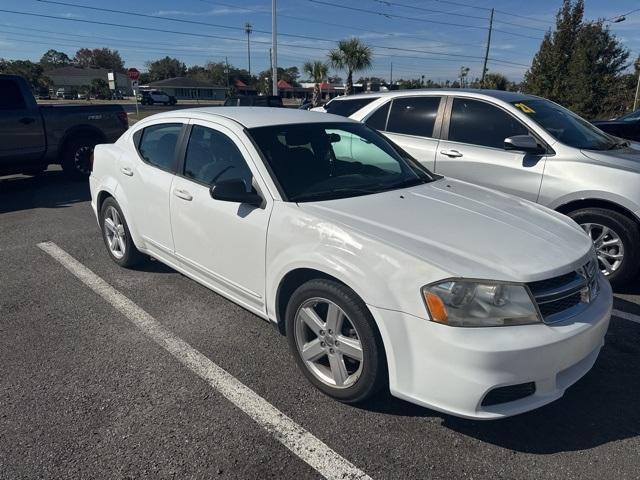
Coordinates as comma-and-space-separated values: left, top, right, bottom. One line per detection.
285, 279, 387, 404
100, 198, 145, 268
61, 136, 97, 179
569, 208, 640, 286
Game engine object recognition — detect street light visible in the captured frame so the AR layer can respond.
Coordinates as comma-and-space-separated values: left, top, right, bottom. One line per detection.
607, 13, 640, 111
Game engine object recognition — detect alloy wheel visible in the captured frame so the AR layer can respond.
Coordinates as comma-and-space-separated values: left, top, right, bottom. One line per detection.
581, 222, 624, 276
103, 206, 126, 260
294, 298, 364, 389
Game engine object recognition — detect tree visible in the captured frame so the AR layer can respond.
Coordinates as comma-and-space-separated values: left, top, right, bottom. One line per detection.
481, 73, 509, 90
328, 38, 372, 95
522, 0, 630, 118
303, 61, 328, 107
39, 49, 71, 70
74, 48, 125, 71
90, 78, 110, 98
145, 56, 187, 82
0, 59, 51, 91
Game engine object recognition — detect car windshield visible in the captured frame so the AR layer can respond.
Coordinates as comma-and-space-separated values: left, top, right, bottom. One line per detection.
620, 110, 640, 121
510, 99, 623, 150
248, 122, 435, 202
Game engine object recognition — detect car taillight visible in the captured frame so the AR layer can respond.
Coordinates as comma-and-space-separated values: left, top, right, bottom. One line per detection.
117, 111, 129, 129
89, 151, 94, 172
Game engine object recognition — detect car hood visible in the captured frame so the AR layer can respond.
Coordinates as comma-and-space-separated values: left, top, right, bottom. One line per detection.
580, 144, 640, 173
299, 179, 592, 282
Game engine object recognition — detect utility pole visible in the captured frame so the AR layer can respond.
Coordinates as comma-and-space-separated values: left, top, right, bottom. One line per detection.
390, 62, 393, 85
225, 56, 229, 91
634, 59, 640, 111
245, 22, 253, 78
481, 8, 494, 86
272, 0, 278, 96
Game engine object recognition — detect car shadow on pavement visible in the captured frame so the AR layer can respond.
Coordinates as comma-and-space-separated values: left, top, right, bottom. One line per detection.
0, 170, 90, 214
359, 317, 639, 454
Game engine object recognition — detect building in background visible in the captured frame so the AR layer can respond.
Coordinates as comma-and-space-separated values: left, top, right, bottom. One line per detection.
44, 66, 131, 95
145, 77, 228, 100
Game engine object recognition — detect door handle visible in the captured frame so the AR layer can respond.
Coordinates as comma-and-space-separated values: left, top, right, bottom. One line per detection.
174, 188, 193, 201
19, 117, 36, 125
120, 167, 133, 176
440, 149, 463, 158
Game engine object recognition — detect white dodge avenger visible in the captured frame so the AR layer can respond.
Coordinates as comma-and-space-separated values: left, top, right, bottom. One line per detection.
89, 108, 612, 419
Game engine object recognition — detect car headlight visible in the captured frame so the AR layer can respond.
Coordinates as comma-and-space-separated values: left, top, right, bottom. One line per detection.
422, 280, 541, 327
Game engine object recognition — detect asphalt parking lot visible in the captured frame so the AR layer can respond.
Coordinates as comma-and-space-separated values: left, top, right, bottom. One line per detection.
1, 170, 640, 479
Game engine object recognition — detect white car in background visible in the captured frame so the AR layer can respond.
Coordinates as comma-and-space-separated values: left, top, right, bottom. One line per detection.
90, 108, 611, 419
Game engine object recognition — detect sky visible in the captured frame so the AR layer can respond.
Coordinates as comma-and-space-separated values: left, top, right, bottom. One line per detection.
0, 0, 639, 83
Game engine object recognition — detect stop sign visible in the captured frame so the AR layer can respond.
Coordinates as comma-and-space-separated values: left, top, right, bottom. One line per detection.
127, 68, 140, 81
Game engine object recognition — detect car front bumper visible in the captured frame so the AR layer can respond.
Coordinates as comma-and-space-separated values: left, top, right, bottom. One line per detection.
369, 276, 612, 420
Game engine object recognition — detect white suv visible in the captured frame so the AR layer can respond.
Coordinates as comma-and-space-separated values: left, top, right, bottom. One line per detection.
90, 107, 611, 419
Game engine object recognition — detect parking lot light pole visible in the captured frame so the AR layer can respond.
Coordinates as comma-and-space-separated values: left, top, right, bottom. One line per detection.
245, 22, 253, 78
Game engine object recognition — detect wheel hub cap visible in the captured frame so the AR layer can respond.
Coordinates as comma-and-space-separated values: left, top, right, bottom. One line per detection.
580, 222, 624, 276
103, 206, 126, 260
294, 298, 364, 389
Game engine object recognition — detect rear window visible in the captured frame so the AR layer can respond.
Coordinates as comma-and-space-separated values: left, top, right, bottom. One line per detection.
0, 79, 27, 110
325, 97, 378, 117
135, 123, 183, 172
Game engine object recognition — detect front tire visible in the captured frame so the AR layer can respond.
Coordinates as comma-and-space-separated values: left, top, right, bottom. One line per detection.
285, 279, 387, 403
569, 208, 640, 286
100, 197, 145, 268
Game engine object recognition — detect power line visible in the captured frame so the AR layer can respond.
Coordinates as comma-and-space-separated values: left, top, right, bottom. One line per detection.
0, 8, 530, 69
308, 0, 544, 40
494, 9, 554, 26
21, 4, 497, 61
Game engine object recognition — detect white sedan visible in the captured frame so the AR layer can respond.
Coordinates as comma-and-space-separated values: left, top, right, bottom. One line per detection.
89, 108, 612, 419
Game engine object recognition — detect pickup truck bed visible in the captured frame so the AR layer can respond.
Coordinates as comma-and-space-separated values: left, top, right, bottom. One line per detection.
0, 74, 129, 178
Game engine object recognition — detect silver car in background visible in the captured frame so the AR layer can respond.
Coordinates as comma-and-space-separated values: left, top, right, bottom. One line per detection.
319, 90, 640, 285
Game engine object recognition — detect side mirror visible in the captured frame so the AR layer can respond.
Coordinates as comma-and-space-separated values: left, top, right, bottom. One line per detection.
210, 179, 263, 207
504, 135, 546, 155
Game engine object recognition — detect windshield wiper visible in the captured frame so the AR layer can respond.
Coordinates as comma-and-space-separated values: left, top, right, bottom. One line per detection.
292, 187, 380, 202
607, 140, 629, 150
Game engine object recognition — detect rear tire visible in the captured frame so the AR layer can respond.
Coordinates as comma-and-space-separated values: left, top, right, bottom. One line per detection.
285, 279, 387, 404
568, 208, 640, 286
61, 135, 98, 179
100, 197, 145, 268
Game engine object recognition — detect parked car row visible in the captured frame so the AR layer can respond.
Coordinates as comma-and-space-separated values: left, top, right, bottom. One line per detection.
313, 90, 640, 286
89, 106, 613, 420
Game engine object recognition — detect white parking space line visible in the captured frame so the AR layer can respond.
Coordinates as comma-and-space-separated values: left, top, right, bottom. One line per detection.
612, 309, 640, 325
37, 242, 371, 480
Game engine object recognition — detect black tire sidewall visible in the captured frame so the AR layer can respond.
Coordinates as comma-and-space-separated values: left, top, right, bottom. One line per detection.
568, 208, 640, 285
99, 198, 142, 268
285, 279, 387, 403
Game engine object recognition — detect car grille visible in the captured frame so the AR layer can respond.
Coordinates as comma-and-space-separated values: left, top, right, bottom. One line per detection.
527, 259, 600, 324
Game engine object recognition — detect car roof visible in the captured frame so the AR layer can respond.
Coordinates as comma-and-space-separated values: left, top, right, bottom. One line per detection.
145, 107, 359, 128
329, 88, 536, 103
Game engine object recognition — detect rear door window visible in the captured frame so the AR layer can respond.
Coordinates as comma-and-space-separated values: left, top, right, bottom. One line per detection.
325, 97, 378, 117
448, 98, 528, 149
136, 123, 183, 172
386, 97, 442, 137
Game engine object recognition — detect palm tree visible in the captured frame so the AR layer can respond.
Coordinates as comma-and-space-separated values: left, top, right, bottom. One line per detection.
328, 38, 372, 96
303, 60, 328, 107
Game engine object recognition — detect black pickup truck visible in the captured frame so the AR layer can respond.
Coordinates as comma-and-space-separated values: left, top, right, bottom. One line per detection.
0, 74, 129, 178
592, 110, 640, 142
